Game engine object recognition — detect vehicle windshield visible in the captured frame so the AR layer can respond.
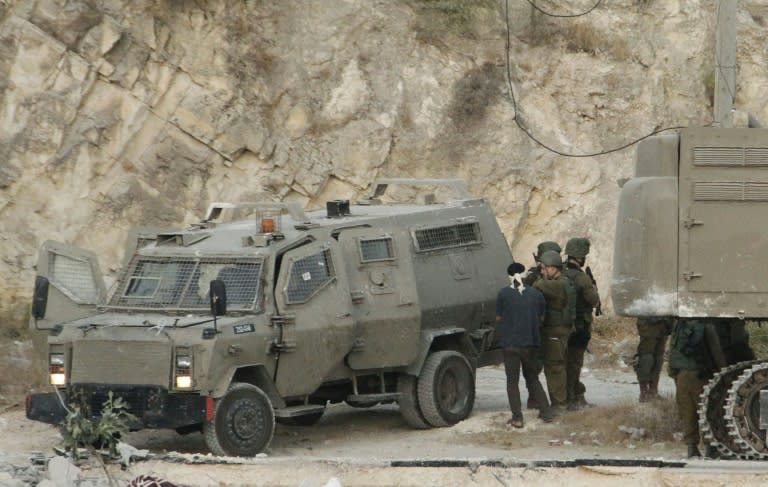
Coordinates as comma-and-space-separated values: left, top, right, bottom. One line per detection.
108, 257, 263, 311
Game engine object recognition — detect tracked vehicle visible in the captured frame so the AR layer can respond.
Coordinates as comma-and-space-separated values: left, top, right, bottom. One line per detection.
613, 128, 768, 459
26, 178, 512, 456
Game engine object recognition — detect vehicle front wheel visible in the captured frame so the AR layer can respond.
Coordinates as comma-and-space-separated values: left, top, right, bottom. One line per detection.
203, 382, 275, 456
417, 351, 475, 427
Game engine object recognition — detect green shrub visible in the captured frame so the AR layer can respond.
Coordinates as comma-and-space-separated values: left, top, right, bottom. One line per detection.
61, 392, 136, 460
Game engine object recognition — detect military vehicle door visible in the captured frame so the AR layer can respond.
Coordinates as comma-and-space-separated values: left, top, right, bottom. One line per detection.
273, 240, 355, 397
337, 227, 420, 370
678, 128, 768, 316
32, 240, 106, 329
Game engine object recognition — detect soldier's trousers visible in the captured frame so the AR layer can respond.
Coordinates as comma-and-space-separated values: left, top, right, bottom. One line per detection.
566, 344, 587, 402
674, 369, 706, 446
541, 326, 570, 407
636, 319, 671, 384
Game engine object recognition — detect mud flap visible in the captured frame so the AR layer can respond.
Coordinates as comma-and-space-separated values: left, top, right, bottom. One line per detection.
26, 391, 68, 425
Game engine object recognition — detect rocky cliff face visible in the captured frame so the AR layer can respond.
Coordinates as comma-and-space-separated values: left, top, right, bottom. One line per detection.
1, 0, 767, 327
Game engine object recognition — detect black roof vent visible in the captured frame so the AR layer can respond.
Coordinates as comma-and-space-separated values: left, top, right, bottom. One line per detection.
326, 199, 350, 218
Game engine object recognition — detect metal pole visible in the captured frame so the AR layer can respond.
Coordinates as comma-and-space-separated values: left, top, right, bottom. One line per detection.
714, 0, 737, 128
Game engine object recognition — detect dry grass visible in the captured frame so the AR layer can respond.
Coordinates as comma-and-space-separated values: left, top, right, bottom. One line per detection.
466, 397, 681, 450
524, 21, 632, 62
560, 398, 681, 445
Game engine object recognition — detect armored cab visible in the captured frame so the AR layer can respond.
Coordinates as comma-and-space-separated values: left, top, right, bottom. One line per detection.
26, 178, 513, 456
613, 127, 768, 318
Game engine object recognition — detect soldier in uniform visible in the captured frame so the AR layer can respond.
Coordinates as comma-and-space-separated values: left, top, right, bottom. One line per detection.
562, 238, 600, 410
712, 318, 755, 365
523, 241, 561, 286
668, 318, 727, 458
532, 250, 576, 413
522, 241, 561, 409
634, 316, 674, 402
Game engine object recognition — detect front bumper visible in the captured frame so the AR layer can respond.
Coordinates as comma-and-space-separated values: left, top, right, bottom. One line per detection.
26, 390, 68, 425
26, 384, 208, 429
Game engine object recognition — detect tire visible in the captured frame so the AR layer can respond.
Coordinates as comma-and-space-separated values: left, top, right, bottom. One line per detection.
397, 373, 430, 429
417, 351, 475, 427
203, 382, 275, 456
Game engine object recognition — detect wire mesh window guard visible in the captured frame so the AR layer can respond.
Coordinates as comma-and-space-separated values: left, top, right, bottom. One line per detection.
360, 238, 394, 262
413, 222, 481, 252
286, 249, 335, 304
109, 257, 262, 311
49, 252, 99, 304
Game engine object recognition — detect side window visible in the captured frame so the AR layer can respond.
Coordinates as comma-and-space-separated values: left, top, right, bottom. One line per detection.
359, 237, 395, 263
48, 252, 99, 304
286, 249, 335, 304
412, 221, 481, 252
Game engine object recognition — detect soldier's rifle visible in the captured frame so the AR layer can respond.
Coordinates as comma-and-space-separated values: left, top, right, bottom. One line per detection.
585, 266, 602, 316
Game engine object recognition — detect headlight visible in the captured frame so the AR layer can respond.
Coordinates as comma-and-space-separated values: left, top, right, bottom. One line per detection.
174, 348, 193, 389
48, 352, 66, 386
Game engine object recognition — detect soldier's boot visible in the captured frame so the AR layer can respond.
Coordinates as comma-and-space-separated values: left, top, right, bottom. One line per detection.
648, 378, 661, 400
527, 397, 540, 410
687, 444, 701, 458
638, 382, 649, 402
705, 444, 720, 459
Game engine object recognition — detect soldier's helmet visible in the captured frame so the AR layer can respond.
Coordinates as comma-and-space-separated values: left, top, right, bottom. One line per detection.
539, 250, 563, 267
535, 241, 562, 261
565, 237, 590, 258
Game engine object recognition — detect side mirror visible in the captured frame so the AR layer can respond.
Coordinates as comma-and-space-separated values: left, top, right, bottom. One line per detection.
209, 279, 227, 316
32, 276, 50, 320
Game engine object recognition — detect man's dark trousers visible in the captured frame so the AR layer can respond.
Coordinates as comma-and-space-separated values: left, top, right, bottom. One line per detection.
503, 346, 550, 419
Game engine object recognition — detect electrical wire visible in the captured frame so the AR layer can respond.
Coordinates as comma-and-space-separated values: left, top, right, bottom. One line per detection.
504, 0, 688, 158
524, 0, 604, 18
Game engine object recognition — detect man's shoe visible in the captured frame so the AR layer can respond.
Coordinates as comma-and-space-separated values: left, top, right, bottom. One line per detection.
526, 397, 540, 410
687, 444, 702, 458
507, 417, 524, 429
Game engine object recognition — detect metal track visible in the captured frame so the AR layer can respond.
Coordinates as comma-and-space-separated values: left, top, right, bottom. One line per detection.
723, 362, 768, 460
698, 361, 759, 458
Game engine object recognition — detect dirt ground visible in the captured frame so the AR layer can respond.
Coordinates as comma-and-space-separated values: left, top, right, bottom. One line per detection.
3, 358, 768, 486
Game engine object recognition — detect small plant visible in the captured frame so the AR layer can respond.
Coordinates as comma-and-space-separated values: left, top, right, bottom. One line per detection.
61, 392, 137, 460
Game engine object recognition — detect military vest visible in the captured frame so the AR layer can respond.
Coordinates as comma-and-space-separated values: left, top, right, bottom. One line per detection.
563, 266, 592, 329
669, 321, 707, 370
534, 275, 576, 330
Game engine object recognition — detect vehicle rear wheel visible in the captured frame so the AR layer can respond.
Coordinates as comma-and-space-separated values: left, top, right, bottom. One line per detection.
397, 373, 430, 429
203, 382, 275, 456
417, 351, 475, 427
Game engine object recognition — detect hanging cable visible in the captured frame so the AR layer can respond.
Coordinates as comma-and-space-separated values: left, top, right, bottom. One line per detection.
504, 0, 688, 157
524, 0, 604, 18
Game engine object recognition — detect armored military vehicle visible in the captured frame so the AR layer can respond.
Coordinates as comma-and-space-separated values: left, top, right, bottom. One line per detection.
26, 178, 512, 456
612, 128, 768, 459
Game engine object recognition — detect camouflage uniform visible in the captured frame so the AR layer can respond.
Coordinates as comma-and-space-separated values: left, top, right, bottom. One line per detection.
668, 318, 727, 457
522, 241, 561, 409
533, 250, 575, 411
562, 238, 599, 409
712, 318, 755, 365
634, 316, 673, 402
523, 241, 561, 287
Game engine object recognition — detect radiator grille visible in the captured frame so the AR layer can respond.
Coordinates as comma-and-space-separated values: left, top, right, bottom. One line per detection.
71, 341, 171, 386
